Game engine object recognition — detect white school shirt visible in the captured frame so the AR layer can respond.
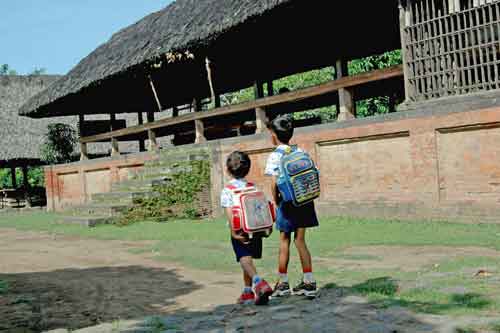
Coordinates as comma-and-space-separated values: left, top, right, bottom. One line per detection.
264, 144, 304, 177
220, 178, 249, 208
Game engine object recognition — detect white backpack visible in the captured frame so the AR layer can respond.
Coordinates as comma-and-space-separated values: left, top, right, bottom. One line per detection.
227, 182, 275, 238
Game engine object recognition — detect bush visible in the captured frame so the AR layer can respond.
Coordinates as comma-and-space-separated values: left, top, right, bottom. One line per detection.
117, 158, 210, 225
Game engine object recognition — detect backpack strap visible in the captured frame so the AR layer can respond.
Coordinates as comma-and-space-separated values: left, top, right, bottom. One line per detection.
275, 145, 298, 156
226, 182, 255, 192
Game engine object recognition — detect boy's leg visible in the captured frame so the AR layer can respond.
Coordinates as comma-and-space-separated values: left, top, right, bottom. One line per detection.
293, 228, 317, 297
240, 256, 272, 305
278, 231, 291, 279
294, 228, 313, 277
240, 256, 258, 280
237, 257, 256, 304
243, 270, 253, 288
272, 232, 292, 297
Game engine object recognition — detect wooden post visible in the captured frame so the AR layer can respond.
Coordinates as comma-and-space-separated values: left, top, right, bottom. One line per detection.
148, 75, 162, 112
80, 142, 89, 161
22, 166, 29, 189
22, 165, 30, 207
195, 120, 206, 144
267, 80, 274, 96
148, 129, 159, 151
138, 112, 145, 152
335, 60, 356, 121
254, 81, 268, 133
172, 106, 179, 117
147, 111, 155, 123
10, 167, 16, 189
399, 0, 412, 102
205, 58, 220, 108
110, 113, 120, 157
193, 98, 206, 143
78, 115, 88, 160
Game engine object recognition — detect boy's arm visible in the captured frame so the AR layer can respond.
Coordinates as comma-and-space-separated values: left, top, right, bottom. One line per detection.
270, 178, 279, 205
225, 207, 248, 243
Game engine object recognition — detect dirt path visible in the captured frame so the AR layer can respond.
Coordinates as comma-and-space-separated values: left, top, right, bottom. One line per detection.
1, 229, 499, 333
0, 228, 239, 331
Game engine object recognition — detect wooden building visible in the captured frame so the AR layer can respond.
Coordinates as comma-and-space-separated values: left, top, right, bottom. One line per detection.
19, 0, 500, 222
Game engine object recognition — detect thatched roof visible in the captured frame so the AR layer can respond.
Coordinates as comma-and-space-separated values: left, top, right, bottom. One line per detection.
1, 76, 153, 166
20, 0, 401, 119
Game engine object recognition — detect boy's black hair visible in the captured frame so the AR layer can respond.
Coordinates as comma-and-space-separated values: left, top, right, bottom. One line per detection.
267, 114, 294, 144
226, 151, 251, 179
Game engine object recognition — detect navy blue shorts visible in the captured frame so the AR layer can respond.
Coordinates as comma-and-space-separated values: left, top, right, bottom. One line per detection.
276, 201, 319, 233
231, 237, 263, 262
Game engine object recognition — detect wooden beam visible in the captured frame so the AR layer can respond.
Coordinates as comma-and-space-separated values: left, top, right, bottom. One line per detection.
336, 59, 356, 121
81, 65, 403, 143
148, 75, 162, 112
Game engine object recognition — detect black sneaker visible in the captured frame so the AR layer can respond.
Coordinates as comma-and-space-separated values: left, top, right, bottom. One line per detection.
293, 281, 317, 298
272, 281, 291, 297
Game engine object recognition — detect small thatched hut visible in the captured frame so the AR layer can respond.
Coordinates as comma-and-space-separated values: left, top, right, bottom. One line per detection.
0, 75, 70, 187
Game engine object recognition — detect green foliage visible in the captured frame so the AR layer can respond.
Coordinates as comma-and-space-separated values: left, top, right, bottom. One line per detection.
27, 167, 44, 187
40, 123, 78, 164
350, 50, 403, 118
0, 64, 17, 75
118, 159, 211, 225
0, 280, 8, 294
219, 50, 402, 122
0, 167, 44, 189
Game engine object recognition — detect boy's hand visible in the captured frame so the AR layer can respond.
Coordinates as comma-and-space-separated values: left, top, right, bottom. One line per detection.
232, 231, 250, 244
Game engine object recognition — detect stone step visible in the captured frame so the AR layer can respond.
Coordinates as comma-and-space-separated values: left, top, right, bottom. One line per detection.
133, 167, 189, 180
65, 203, 130, 217
60, 215, 113, 227
91, 191, 159, 204
146, 155, 209, 167
111, 178, 169, 192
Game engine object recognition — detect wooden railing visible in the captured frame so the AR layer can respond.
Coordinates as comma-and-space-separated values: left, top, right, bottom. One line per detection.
79, 65, 404, 159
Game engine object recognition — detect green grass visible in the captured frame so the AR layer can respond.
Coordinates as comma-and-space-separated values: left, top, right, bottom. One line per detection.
2, 212, 500, 317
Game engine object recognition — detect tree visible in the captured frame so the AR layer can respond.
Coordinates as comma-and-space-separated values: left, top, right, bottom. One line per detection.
29, 67, 47, 75
40, 124, 78, 164
0, 64, 17, 75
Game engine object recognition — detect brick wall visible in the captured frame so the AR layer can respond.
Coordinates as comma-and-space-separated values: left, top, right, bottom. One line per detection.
45, 98, 500, 223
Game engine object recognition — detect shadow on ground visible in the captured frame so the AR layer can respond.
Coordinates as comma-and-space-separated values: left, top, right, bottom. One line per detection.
74, 278, 452, 333
0, 266, 201, 332
324, 277, 491, 315
1, 275, 493, 333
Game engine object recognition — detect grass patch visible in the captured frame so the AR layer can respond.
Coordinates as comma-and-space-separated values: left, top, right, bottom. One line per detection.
2, 212, 500, 317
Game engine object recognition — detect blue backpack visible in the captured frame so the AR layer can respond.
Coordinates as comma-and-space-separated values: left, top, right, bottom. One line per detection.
276, 146, 320, 207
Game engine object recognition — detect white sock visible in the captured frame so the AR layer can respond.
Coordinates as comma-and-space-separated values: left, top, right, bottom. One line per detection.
303, 272, 314, 283
279, 273, 289, 283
